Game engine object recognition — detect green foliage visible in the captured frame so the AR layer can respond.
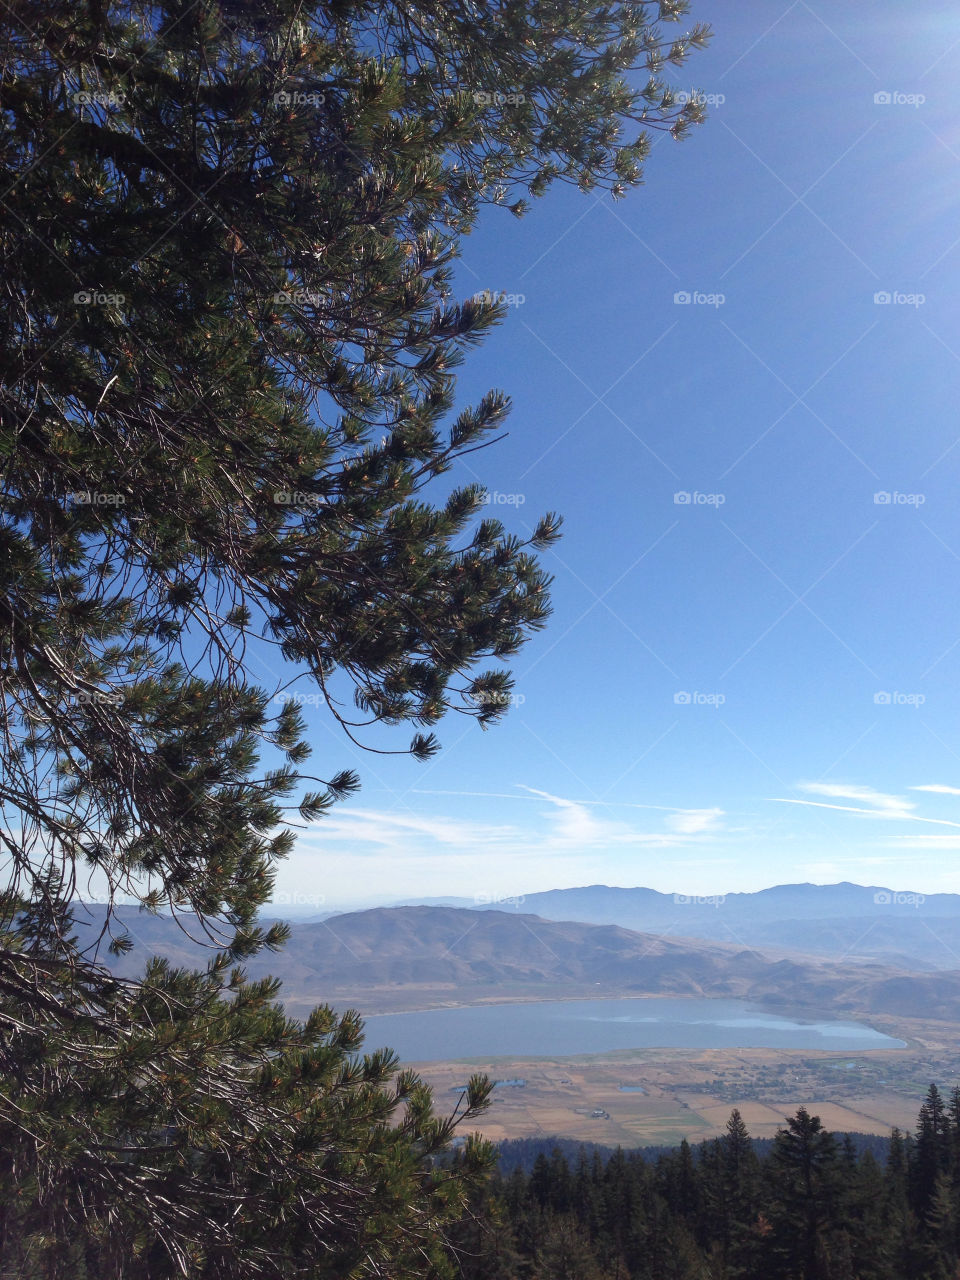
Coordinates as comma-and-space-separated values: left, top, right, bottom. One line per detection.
450, 1091, 960, 1280
0, 0, 709, 1272
0, 0, 706, 944
0, 904, 496, 1277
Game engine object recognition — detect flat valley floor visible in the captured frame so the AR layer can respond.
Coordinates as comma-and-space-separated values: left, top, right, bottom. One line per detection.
409, 1016, 960, 1145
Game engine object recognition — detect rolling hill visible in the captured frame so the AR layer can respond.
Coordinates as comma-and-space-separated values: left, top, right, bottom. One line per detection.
72, 902, 960, 1023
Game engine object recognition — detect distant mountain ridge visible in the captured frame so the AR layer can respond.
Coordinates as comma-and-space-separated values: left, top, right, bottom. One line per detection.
390, 882, 960, 971
395, 881, 958, 920
72, 901, 960, 1024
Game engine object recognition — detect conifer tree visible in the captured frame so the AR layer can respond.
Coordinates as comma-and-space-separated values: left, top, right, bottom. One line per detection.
0, 0, 711, 1273
766, 1107, 845, 1280
704, 1109, 761, 1277
913, 1084, 952, 1218
919, 1174, 959, 1280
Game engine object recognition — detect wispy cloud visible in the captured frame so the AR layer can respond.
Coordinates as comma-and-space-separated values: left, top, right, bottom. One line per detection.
798, 782, 913, 813
300, 787, 728, 857
279, 786, 731, 903
519, 786, 614, 846
912, 784, 960, 796
772, 781, 960, 829
667, 807, 725, 836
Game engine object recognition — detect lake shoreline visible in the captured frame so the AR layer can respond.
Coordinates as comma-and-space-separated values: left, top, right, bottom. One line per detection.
353, 995, 907, 1064
308, 988, 918, 1052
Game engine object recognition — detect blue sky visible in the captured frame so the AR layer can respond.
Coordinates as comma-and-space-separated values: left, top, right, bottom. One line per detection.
272, 1, 960, 910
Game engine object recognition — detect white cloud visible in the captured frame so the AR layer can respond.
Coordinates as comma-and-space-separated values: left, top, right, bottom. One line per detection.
798, 782, 913, 813
774, 798, 960, 828
520, 786, 612, 846
666, 807, 725, 836
300, 789, 727, 859
773, 782, 960, 830
912, 784, 960, 796
276, 787, 730, 904
297, 807, 516, 850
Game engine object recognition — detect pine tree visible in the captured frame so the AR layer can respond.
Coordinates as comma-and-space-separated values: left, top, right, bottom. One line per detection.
917, 1174, 958, 1280
448, 1181, 525, 1280
842, 1147, 896, 1280
719, 1108, 762, 1277
476, 1096, 960, 1280
766, 1107, 845, 1280
0, 0, 710, 946
0, 901, 498, 1278
913, 1084, 952, 1218
532, 1212, 604, 1280
0, 0, 710, 1273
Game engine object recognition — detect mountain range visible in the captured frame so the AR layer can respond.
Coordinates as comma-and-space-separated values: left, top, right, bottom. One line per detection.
72, 893, 960, 1023
390, 882, 960, 972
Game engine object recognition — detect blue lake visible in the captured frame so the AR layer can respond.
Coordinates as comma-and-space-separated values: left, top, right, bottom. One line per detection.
360, 997, 906, 1063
